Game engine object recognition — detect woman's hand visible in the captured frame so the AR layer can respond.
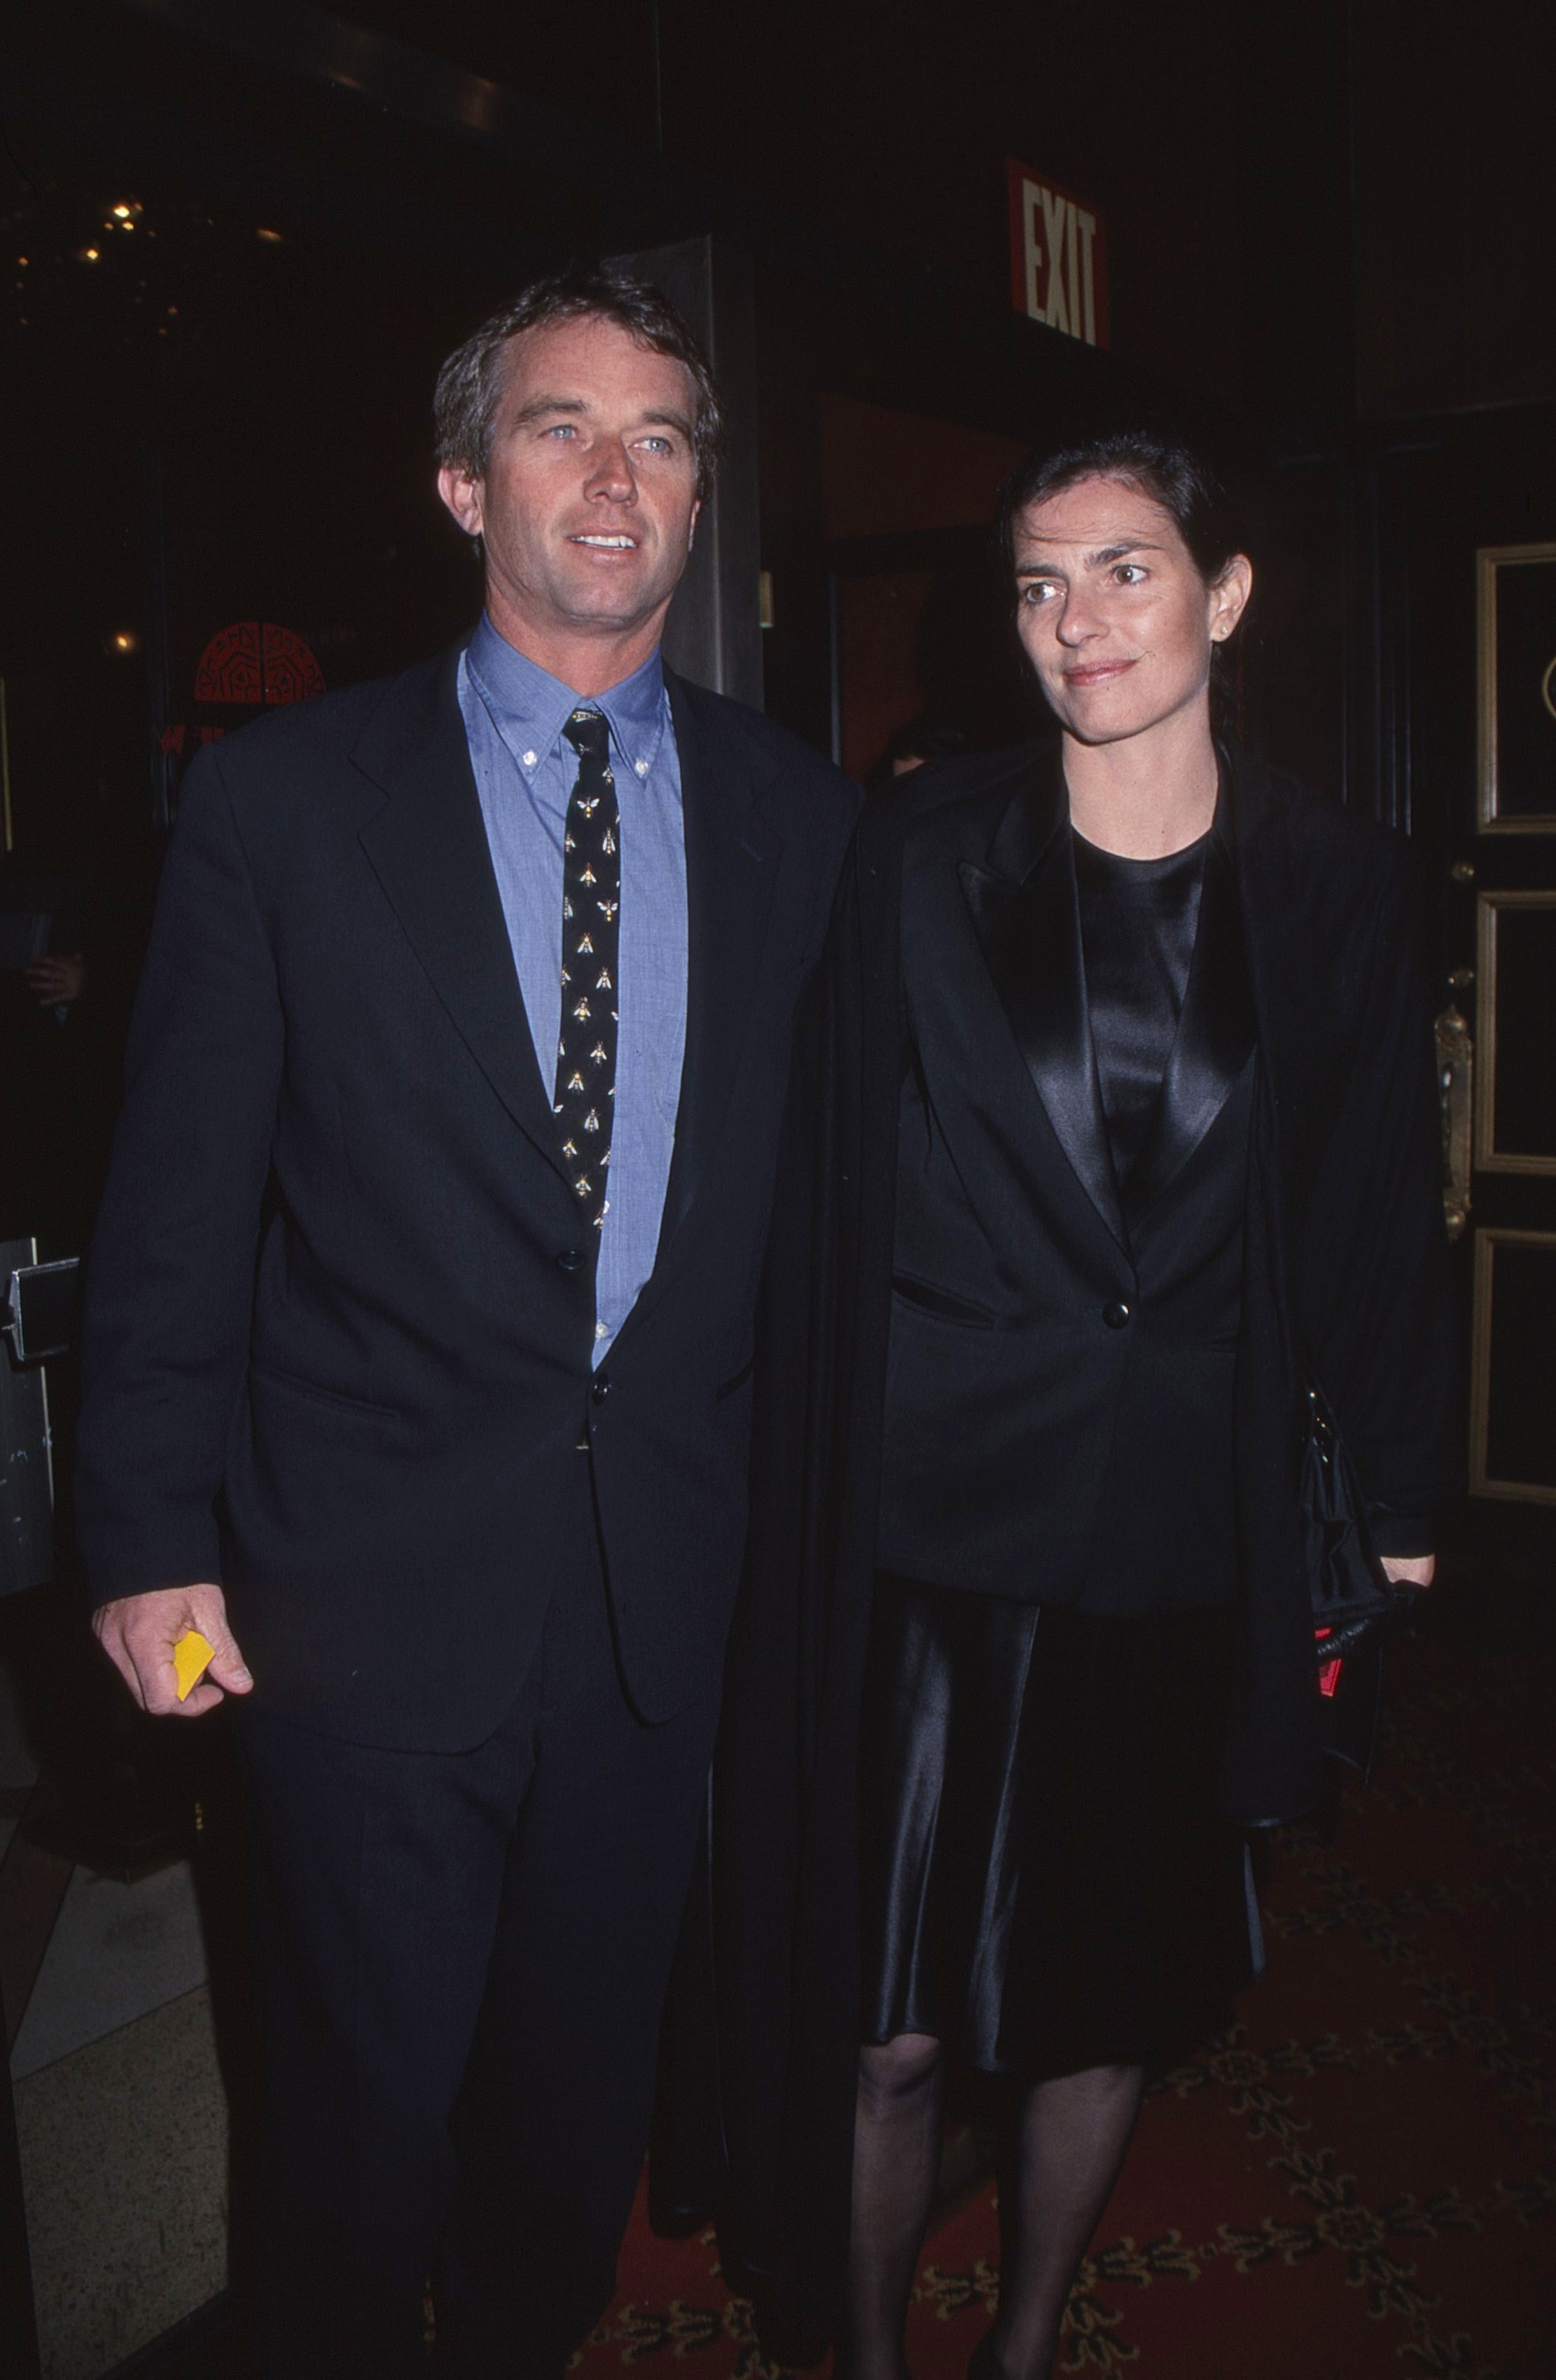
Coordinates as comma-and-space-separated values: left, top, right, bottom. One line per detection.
1382, 1554, 1435, 1589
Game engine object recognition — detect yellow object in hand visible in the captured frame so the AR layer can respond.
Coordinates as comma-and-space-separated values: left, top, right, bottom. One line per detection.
174, 1630, 216, 1703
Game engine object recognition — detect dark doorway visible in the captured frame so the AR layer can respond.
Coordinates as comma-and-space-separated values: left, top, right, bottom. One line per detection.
1373, 402, 1556, 1624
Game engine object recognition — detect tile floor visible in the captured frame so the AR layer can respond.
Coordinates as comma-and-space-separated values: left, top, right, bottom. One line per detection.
11, 1857, 211, 2082
13, 1989, 228, 2380
3, 1652, 229, 2379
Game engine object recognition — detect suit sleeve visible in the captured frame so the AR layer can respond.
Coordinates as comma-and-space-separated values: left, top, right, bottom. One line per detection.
796, 772, 863, 984
75, 745, 284, 1603
1295, 845, 1459, 1554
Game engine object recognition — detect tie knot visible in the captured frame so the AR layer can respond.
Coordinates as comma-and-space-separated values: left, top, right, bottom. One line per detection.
562, 709, 610, 762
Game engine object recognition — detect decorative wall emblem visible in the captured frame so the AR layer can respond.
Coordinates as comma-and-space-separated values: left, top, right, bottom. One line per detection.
194, 621, 325, 707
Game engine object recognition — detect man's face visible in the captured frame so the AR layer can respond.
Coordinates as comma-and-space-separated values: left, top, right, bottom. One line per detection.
438, 313, 701, 658
1011, 476, 1249, 746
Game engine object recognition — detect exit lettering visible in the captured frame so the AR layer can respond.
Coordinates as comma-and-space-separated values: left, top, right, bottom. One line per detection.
1008, 162, 1109, 350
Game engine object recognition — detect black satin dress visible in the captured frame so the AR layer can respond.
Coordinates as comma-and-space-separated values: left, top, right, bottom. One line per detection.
860, 826, 1256, 2080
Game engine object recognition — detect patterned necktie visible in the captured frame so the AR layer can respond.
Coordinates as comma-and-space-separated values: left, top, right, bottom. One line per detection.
553, 708, 620, 1247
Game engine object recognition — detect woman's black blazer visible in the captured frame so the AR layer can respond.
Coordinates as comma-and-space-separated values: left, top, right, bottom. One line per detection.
703, 738, 1459, 2339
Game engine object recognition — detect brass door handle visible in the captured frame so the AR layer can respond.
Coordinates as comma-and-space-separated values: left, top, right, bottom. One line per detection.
1435, 1004, 1473, 1240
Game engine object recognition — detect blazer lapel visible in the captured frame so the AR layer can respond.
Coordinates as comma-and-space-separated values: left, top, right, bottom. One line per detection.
652, 670, 782, 1255
958, 754, 1126, 1247
1126, 814, 1257, 1222
354, 648, 571, 1189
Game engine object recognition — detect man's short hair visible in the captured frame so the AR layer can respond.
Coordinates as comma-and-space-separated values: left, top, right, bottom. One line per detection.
433, 269, 723, 499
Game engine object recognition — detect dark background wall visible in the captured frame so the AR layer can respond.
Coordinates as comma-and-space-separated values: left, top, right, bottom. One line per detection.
1354, 0, 1556, 421
3, 0, 1553, 1248
313, 0, 1555, 425
280, 0, 1249, 402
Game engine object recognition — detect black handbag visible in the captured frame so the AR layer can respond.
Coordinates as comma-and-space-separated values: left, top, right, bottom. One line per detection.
1298, 1381, 1418, 1773
1300, 1382, 1405, 1658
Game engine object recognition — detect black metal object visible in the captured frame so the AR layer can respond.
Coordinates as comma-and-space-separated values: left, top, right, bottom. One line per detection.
5, 1259, 79, 1369
0, 1242, 66, 1601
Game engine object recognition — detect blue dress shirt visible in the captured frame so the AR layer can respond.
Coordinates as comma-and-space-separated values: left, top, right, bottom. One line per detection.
458, 615, 688, 1362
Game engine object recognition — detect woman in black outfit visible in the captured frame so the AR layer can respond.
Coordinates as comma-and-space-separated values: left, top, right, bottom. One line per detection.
711, 431, 1457, 2380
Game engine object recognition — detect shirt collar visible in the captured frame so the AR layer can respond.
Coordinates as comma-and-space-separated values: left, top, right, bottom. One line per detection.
466, 613, 670, 789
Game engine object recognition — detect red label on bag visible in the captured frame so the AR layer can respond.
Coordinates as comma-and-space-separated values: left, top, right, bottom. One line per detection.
1314, 1628, 1342, 1698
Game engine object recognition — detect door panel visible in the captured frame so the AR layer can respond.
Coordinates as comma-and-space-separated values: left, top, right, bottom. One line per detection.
1478, 544, 1556, 831
1476, 892, 1556, 1170
1471, 1231, 1556, 1504
1379, 406, 1556, 1544
1466, 523, 1556, 1518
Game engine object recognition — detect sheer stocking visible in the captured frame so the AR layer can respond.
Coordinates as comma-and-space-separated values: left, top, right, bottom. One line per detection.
840, 2032, 947, 2380
842, 2045, 1143, 2380
986, 2061, 1145, 2380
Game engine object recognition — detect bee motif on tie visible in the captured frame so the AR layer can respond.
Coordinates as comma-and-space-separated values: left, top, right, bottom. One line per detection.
553, 709, 620, 1252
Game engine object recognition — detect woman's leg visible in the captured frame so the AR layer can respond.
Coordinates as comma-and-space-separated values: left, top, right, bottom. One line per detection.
842, 2030, 947, 2380
985, 2060, 1145, 2380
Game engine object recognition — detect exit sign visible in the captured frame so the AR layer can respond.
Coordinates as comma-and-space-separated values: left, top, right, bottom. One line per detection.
1008, 161, 1108, 349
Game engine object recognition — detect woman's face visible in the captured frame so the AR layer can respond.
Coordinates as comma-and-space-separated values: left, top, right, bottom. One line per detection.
1011, 476, 1251, 747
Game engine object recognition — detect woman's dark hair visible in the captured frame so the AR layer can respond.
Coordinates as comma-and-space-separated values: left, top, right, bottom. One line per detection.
996, 428, 1250, 732
996, 429, 1247, 586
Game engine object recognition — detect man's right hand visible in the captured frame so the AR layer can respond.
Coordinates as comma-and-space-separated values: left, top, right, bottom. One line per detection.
92, 1583, 253, 1718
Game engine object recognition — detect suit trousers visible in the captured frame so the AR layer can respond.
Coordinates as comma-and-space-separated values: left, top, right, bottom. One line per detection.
235, 1542, 720, 2379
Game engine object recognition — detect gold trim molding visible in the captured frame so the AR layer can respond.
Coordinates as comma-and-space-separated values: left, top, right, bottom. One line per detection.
1474, 889, 1556, 1177
1469, 1226, 1556, 1505
1477, 541, 1556, 834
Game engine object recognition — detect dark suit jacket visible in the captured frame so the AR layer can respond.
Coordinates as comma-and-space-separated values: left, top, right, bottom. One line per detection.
702, 739, 1459, 2339
880, 754, 1257, 1605
75, 644, 858, 1750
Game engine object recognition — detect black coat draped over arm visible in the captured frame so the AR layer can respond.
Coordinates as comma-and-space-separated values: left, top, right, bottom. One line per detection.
704, 742, 1459, 2344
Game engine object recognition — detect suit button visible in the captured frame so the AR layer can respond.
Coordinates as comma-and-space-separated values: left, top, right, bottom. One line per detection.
1102, 1301, 1132, 1330
591, 1374, 612, 1404
555, 1249, 587, 1275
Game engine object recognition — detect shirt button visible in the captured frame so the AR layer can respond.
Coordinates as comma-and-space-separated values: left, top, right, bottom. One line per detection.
634, 758, 648, 777
521, 749, 537, 768
554, 1249, 587, 1275
1102, 1301, 1132, 1330
591, 1374, 612, 1404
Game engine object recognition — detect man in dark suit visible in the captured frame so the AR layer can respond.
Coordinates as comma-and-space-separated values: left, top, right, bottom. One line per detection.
76, 270, 856, 2378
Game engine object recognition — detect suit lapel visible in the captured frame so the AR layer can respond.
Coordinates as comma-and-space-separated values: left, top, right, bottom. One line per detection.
958, 752, 1126, 1247
652, 670, 782, 1255
354, 648, 571, 1189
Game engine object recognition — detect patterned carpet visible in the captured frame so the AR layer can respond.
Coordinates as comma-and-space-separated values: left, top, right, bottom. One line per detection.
574, 1633, 1554, 2379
